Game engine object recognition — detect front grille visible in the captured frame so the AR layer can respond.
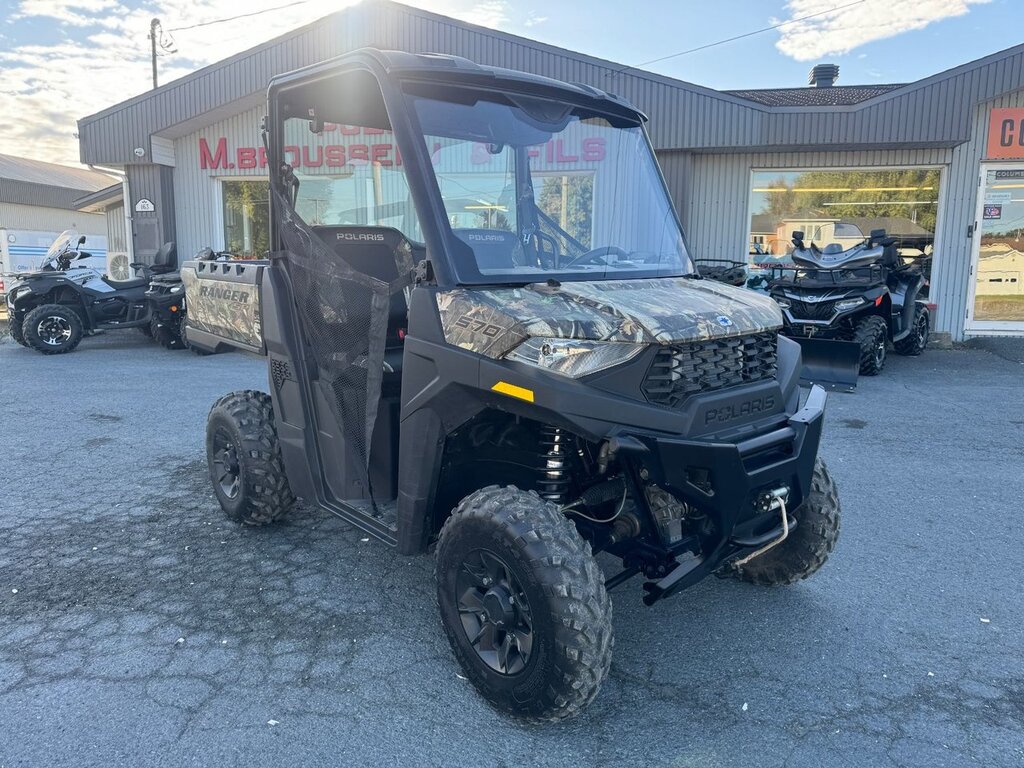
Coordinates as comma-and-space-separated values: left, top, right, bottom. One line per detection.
789, 299, 835, 321
642, 332, 778, 409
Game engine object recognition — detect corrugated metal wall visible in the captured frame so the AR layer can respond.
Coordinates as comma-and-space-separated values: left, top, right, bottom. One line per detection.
106, 202, 127, 252
173, 105, 266, 258
0, 201, 106, 234
934, 88, 1024, 338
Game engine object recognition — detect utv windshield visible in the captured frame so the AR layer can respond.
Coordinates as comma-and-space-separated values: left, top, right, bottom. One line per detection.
405, 85, 694, 284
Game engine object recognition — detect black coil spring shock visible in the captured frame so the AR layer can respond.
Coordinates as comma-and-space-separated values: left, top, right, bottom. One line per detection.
538, 426, 572, 503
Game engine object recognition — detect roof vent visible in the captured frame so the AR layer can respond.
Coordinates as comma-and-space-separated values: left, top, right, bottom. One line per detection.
808, 63, 839, 88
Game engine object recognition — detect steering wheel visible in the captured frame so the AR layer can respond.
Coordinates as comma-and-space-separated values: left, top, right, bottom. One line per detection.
562, 245, 632, 269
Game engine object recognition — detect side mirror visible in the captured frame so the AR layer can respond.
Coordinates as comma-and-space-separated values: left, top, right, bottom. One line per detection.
791, 230, 805, 249
869, 228, 886, 240
78, 236, 87, 246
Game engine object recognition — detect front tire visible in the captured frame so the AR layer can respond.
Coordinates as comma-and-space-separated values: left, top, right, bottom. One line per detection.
206, 390, 294, 525
894, 304, 929, 356
8, 313, 28, 347
436, 486, 613, 722
853, 315, 887, 375
23, 304, 84, 355
734, 458, 840, 586
150, 313, 185, 350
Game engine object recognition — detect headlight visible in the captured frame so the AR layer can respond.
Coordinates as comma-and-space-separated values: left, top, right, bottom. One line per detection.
170, 284, 184, 294
506, 337, 646, 378
774, 297, 791, 309
835, 297, 865, 312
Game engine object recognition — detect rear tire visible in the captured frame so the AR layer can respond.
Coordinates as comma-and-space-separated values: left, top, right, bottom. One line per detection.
853, 315, 887, 375
150, 314, 185, 350
436, 486, 613, 722
23, 304, 84, 355
734, 458, 840, 586
894, 304, 929, 356
206, 390, 294, 525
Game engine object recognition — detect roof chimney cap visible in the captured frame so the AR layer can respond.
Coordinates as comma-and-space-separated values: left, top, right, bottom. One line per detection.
809, 63, 839, 88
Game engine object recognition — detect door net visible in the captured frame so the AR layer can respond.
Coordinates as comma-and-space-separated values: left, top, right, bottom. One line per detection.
272, 186, 413, 501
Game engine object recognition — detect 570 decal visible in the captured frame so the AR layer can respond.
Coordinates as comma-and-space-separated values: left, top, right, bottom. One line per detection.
453, 316, 505, 338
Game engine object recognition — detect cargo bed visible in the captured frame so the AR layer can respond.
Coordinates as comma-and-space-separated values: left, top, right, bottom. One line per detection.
181, 259, 270, 354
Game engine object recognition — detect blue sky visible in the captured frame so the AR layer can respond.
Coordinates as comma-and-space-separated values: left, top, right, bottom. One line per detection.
0, 0, 1018, 166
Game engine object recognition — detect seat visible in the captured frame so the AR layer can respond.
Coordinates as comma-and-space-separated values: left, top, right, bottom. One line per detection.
310, 226, 422, 368
132, 242, 178, 278
102, 276, 149, 290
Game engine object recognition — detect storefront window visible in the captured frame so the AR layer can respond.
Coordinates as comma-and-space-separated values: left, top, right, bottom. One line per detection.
222, 179, 270, 258
747, 168, 940, 279
973, 168, 1024, 323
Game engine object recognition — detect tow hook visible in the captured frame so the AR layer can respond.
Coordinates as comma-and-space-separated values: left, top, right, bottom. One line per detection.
734, 487, 790, 568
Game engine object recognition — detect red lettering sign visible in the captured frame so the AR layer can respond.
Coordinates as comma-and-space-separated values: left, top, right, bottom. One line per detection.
198, 131, 607, 171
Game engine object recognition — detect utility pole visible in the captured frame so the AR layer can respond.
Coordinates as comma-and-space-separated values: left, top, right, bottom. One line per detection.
150, 18, 160, 89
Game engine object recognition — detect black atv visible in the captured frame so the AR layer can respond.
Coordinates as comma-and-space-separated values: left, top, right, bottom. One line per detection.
5, 234, 182, 355
146, 248, 234, 354
768, 229, 930, 389
185, 49, 841, 721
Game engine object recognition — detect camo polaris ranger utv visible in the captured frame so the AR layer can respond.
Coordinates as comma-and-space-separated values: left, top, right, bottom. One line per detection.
185, 49, 840, 721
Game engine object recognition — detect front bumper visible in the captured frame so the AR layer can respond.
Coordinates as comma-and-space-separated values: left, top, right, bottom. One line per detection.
618, 385, 827, 603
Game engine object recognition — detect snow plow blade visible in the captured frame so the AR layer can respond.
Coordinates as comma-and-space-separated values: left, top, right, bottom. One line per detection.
793, 337, 860, 392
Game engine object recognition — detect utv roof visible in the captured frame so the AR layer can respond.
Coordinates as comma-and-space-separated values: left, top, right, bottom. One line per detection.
269, 48, 647, 122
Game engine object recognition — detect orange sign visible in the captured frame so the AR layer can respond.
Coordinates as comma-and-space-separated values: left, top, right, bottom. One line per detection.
987, 108, 1024, 159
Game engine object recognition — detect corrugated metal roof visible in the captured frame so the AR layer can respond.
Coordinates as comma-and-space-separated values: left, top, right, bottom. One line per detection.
726, 84, 905, 107
76, 0, 1024, 161
0, 153, 114, 192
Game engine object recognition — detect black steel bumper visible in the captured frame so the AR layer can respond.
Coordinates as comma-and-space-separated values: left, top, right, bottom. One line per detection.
618, 385, 827, 604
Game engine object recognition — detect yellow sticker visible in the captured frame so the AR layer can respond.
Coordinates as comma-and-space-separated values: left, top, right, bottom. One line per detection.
491, 381, 535, 403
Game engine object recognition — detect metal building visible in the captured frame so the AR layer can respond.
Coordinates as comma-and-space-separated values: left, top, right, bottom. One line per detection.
77, 1, 1024, 341
0, 153, 116, 277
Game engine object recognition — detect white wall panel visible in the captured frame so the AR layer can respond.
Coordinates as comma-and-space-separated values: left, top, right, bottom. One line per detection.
0, 201, 106, 235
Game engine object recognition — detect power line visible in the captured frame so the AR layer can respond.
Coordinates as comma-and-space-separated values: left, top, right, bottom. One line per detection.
166, 0, 313, 32
608, 0, 869, 76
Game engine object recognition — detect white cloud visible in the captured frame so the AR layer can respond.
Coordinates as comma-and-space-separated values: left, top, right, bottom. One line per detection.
774, 0, 991, 62
524, 13, 547, 28
449, 1, 509, 28
0, 0, 518, 166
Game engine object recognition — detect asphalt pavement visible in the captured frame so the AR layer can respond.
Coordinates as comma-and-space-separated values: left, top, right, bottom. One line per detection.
0, 331, 1022, 767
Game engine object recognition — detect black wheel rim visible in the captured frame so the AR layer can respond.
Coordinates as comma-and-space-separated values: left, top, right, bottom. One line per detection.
917, 316, 928, 346
455, 549, 534, 675
211, 428, 241, 499
38, 315, 72, 346
874, 335, 885, 366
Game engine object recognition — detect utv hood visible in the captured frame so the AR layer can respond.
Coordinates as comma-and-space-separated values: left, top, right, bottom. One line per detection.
437, 277, 783, 358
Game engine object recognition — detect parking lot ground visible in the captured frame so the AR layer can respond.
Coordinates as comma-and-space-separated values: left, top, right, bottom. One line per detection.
0, 332, 1022, 767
